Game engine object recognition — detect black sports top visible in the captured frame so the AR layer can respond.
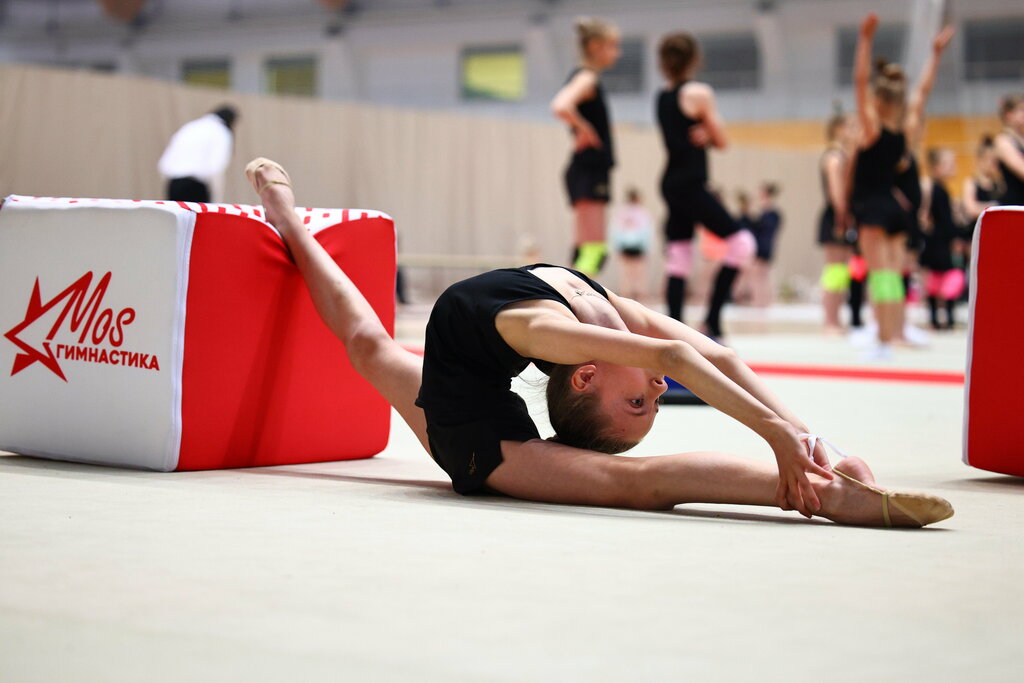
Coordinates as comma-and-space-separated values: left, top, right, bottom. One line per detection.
998, 133, 1024, 206
920, 180, 957, 271
975, 178, 1003, 204
853, 128, 906, 199
415, 265, 609, 424
657, 82, 707, 187
566, 68, 614, 167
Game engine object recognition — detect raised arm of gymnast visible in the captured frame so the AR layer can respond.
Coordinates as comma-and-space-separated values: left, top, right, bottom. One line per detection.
854, 13, 881, 144
905, 25, 955, 150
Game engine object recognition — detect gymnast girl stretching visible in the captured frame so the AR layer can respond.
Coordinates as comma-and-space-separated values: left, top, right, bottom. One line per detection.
994, 94, 1024, 207
655, 32, 755, 337
243, 158, 953, 528
850, 13, 953, 357
551, 17, 621, 276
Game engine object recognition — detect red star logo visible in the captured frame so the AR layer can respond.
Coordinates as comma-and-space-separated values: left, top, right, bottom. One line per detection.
4, 272, 104, 381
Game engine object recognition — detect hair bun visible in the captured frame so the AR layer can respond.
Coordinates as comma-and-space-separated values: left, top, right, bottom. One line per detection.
874, 58, 904, 80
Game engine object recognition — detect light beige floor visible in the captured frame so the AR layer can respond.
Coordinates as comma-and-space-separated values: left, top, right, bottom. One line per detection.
1, 314, 1020, 682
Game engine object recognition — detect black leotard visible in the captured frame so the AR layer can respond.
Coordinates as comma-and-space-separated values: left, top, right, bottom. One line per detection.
852, 128, 908, 234
854, 128, 906, 198
656, 82, 738, 240
998, 133, 1024, 206
920, 180, 957, 272
817, 148, 855, 245
565, 68, 614, 168
975, 179, 1003, 204
562, 69, 614, 205
657, 82, 707, 187
754, 209, 781, 262
415, 265, 608, 494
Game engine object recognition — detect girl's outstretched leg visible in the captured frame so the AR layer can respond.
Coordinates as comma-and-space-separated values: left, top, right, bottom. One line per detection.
245, 159, 429, 451
489, 441, 951, 527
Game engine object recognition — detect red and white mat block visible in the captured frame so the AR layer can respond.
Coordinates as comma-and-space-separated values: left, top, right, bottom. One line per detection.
0, 196, 395, 471
964, 206, 1024, 476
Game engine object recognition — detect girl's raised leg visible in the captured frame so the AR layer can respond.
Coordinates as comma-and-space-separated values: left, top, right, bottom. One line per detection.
246, 159, 429, 452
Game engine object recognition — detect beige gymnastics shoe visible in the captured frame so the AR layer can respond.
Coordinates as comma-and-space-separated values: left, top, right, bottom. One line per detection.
801, 433, 954, 528
244, 157, 292, 195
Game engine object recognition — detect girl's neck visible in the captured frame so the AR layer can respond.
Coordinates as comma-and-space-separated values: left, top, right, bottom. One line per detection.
582, 57, 604, 74
669, 68, 696, 88
1006, 126, 1024, 143
880, 112, 903, 132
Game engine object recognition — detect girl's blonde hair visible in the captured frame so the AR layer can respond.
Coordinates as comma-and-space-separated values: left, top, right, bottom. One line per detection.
575, 16, 617, 56
873, 58, 907, 105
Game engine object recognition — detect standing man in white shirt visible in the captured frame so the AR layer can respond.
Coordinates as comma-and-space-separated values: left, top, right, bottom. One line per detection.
158, 105, 238, 203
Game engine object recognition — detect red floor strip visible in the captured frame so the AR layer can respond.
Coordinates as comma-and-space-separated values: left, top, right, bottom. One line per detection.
745, 362, 964, 385
399, 344, 963, 385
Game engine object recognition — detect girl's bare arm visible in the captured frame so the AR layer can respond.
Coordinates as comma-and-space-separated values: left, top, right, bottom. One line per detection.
550, 70, 602, 149
962, 177, 996, 221
906, 26, 955, 149
824, 151, 849, 222
854, 13, 879, 146
681, 82, 728, 149
606, 293, 818, 436
497, 307, 833, 516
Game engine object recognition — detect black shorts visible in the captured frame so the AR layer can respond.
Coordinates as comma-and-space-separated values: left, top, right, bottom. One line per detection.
661, 179, 739, 241
565, 154, 611, 205
852, 193, 907, 236
423, 394, 541, 495
817, 207, 858, 246
620, 247, 645, 258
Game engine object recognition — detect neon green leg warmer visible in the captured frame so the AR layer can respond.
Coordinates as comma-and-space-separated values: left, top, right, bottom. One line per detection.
574, 241, 607, 276
868, 270, 890, 302
821, 263, 851, 293
868, 270, 905, 303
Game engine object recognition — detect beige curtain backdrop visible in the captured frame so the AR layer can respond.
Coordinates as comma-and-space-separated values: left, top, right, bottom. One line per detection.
0, 63, 823, 301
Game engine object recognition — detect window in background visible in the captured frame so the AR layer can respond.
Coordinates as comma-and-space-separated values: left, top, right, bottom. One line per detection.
964, 18, 1024, 82
698, 33, 760, 91
265, 57, 317, 97
461, 45, 525, 101
182, 59, 231, 89
836, 24, 907, 86
603, 37, 645, 94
